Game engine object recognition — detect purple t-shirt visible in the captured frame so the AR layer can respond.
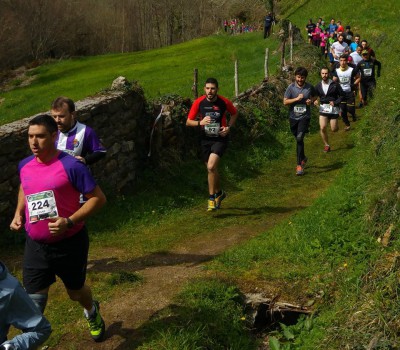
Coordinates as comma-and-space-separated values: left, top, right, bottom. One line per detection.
19, 152, 97, 243
55, 121, 106, 157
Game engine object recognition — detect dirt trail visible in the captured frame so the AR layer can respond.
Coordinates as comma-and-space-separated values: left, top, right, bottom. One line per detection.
5, 119, 358, 349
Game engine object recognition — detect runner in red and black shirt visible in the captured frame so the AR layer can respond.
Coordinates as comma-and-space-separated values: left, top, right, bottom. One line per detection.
187, 78, 238, 211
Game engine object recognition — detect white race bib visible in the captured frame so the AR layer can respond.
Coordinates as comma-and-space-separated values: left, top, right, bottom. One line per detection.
319, 104, 339, 114
204, 122, 220, 137
63, 149, 76, 156
363, 68, 372, 76
26, 190, 58, 223
339, 76, 350, 83
294, 104, 307, 114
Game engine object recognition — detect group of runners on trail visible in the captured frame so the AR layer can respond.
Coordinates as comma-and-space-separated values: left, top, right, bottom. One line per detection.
284, 17, 381, 175
1, 14, 381, 350
188, 16, 382, 211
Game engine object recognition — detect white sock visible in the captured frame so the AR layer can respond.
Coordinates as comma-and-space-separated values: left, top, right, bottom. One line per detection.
84, 305, 95, 318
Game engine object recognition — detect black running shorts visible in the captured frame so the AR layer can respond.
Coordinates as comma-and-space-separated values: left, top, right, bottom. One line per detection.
289, 118, 310, 137
23, 227, 89, 294
200, 139, 228, 162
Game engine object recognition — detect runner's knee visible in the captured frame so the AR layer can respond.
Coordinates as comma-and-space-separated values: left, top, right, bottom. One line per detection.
296, 132, 305, 142
29, 293, 48, 313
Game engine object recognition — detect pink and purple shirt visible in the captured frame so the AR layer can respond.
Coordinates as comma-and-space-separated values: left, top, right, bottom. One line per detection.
19, 152, 97, 243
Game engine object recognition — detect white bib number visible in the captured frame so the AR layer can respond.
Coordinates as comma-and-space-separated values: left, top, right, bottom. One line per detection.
339, 76, 350, 83
205, 122, 220, 137
319, 104, 339, 114
294, 104, 307, 114
26, 190, 58, 223
63, 149, 76, 156
363, 68, 372, 76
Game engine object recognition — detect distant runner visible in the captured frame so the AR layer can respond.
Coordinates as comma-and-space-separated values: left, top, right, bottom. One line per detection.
357, 50, 382, 106
186, 78, 238, 211
332, 54, 360, 129
330, 34, 350, 62
283, 67, 317, 176
314, 67, 343, 152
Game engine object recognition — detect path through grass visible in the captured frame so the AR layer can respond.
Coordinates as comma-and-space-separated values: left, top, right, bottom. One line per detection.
3, 116, 358, 348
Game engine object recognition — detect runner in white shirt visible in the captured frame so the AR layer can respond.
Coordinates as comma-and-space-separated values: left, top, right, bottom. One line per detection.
332, 54, 360, 130
350, 46, 363, 65
330, 34, 350, 62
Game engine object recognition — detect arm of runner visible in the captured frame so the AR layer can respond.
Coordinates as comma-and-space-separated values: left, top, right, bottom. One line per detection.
186, 116, 211, 127
219, 112, 238, 137
82, 152, 106, 165
10, 185, 25, 231
375, 59, 382, 77
353, 72, 361, 86
283, 94, 304, 106
48, 185, 106, 236
4, 282, 52, 349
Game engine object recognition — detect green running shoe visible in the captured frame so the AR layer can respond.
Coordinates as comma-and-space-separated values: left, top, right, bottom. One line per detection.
85, 300, 105, 342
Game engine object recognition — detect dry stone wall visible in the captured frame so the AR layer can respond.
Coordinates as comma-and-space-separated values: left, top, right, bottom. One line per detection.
0, 85, 147, 230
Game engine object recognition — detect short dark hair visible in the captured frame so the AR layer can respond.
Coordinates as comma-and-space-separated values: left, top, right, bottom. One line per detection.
294, 67, 308, 77
51, 96, 75, 113
321, 67, 330, 73
205, 78, 219, 88
29, 114, 58, 134
340, 54, 349, 60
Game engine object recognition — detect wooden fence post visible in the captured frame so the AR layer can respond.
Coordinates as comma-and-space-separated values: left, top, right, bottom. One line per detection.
234, 60, 239, 97
192, 68, 198, 99
281, 39, 286, 68
264, 48, 269, 80
289, 22, 293, 64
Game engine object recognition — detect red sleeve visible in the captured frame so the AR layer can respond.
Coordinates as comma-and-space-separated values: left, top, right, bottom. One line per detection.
187, 96, 205, 120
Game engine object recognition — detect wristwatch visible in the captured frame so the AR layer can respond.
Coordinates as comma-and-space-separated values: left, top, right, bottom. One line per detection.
66, 217, 74, 229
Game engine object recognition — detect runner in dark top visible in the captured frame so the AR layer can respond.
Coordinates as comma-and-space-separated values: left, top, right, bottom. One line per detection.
314, 67, 344, 152
305, 19, 316, 44
357, 50, 382, 105
284, 67, 317, 175
264, 12, 274, 38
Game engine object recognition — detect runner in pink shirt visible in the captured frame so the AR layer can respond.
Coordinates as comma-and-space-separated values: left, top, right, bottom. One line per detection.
10, 114, 107, 343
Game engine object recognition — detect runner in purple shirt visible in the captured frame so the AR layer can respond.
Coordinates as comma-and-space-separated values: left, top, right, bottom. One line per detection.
51, 97, 106, 165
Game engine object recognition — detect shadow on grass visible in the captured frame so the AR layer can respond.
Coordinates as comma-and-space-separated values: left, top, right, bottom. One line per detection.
308, 161, 346, 173
103, 301, 254, 349
212, 205, 307, 219
88, 252, 213, 274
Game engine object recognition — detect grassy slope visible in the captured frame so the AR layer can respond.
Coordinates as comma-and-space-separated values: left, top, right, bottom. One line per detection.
0, 32, 281, 125
205, 0, 400, 348
3, 1, 400, 348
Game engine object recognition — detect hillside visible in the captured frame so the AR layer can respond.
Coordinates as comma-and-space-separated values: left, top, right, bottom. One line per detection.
2, 0, 400, 349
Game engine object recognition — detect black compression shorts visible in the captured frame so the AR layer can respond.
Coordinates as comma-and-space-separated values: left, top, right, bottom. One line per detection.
23, 227, 89, 294
200, 139, 228, 162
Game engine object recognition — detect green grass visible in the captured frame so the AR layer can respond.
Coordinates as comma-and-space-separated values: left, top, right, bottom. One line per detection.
135, 279, 255, 350
3, 1, 400, 348
0, 31, 281, 125
200, 0, 400, 348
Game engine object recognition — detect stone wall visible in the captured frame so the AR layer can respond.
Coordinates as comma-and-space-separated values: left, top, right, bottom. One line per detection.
0, 84, 147, 230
